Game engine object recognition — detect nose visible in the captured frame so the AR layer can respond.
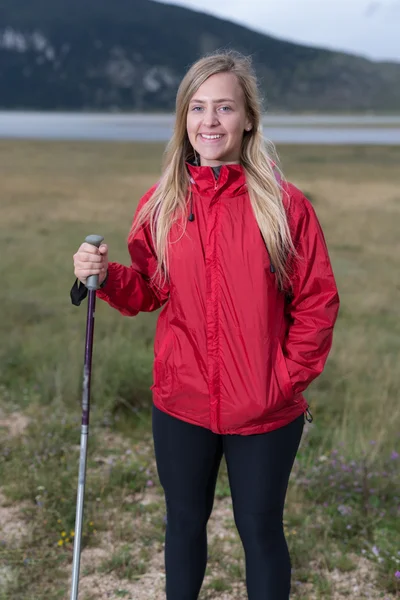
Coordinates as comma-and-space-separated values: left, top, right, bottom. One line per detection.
203, 107, 220, 128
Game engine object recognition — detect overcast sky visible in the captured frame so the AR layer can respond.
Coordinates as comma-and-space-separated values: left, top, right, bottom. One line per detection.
159, 0, 400, 62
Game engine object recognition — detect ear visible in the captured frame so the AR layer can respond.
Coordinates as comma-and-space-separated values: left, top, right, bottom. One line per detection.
244, 122, 252, 132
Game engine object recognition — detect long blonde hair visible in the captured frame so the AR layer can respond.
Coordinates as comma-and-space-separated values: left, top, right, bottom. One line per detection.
132, 50, 295, 290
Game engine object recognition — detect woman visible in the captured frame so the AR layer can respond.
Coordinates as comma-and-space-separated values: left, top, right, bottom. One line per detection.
72, 51, 339, 599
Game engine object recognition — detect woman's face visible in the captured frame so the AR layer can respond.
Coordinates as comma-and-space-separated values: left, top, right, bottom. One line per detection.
186, 72, 252, 167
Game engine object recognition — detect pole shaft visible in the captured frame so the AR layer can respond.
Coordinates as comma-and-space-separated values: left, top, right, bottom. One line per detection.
70, 289, 96, 600
82, 290, 96, 426
70, 428, 88, 600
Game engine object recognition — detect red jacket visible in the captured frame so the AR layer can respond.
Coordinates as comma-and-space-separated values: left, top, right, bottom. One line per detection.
97, 163, 339, 435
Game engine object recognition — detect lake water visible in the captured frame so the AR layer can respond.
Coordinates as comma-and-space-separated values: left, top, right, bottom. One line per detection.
0, 111, 400, 144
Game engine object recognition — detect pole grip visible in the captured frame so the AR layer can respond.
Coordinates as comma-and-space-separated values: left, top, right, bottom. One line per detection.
84, 234, 104, 291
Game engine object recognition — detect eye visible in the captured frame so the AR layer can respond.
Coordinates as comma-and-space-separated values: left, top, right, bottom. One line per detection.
191, 106, 203, 112
219, 106, 232, 112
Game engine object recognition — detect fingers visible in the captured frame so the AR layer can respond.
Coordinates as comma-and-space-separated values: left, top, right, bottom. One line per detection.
73, 243, 107, 264
73, 242, 108, 284
77, 242, 107, 256
74, 252, 103, 264
74, 257, 106, 272
74, 266, 107, 279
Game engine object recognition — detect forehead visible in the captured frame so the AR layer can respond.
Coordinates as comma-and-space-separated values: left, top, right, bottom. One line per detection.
191, 72, 244, 102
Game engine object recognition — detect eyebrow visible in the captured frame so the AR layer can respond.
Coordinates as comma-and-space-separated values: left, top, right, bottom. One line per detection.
189, 98, 237, 104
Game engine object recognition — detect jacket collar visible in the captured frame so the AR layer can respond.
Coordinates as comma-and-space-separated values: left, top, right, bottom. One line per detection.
186, 162, 247, 197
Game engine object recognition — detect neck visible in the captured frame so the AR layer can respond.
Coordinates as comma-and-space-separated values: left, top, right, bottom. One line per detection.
199, 158, 240, 167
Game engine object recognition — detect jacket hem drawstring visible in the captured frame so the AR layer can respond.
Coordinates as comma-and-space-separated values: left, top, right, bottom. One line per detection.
305, 406, 314, 423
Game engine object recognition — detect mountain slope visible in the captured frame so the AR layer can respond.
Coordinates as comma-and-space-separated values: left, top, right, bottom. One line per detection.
0, 0, 399, 111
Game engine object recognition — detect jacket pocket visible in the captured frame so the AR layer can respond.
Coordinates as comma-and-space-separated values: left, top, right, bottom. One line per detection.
153, 329, 174, 398
274, 340, 295, 403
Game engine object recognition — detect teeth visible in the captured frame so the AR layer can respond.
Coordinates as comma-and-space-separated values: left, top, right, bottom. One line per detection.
201, 134, 222, 140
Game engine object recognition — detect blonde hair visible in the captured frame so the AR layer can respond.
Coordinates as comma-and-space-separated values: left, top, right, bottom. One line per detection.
132, 50, 295, 290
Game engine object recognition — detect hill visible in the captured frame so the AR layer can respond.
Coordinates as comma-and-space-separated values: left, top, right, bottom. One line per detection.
1, 0, 400, 111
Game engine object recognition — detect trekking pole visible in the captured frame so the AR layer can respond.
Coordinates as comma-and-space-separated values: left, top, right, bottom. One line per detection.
70, 234, 104, 600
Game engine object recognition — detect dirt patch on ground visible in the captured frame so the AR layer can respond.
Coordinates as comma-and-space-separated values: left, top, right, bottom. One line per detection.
78, 569, 164, 600
78, 535, 165, 600
297, 554, 396, 600
329, 554, 396, 599
0, 412, 30, 438
0, 412, 32, 547
0, 490, 31, 548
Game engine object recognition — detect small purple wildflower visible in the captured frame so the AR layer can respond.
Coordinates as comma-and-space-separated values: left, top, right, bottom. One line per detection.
338, 504, 352, 516
391, 451, 399, 460
146, 479, 154, 487
395, 571, 400, 579
372, 545, 380, 557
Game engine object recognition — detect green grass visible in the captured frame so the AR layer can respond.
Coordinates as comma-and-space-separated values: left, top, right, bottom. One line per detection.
0, 140, 399, 598
99, 544, 149, 580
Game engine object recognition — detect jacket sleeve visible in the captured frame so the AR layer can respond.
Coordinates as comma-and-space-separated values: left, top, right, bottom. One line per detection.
96, 186, 169, 316
282, 184, 340, 395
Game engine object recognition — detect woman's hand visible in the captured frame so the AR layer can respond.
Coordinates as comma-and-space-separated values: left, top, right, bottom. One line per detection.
73, 242, 108, 286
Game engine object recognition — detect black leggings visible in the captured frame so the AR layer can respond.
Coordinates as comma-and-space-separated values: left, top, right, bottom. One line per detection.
152, 405, 304, 599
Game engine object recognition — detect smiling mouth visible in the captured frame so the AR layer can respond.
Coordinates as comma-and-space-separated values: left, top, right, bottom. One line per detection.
199, 133, 224, 141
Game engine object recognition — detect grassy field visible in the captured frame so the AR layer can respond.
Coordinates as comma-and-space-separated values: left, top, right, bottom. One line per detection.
0, 140, 399, 600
